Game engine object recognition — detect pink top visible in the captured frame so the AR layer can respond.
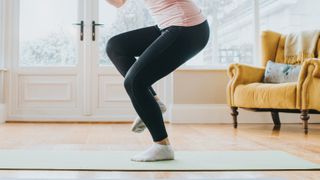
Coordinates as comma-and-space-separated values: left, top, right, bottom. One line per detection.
144, 0, 206, 30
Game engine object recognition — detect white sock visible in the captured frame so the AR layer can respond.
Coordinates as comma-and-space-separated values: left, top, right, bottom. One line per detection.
157, 99, 167, 112
131, 143, 175, 162
131, 99, 167, 133
131, 116, 146, 133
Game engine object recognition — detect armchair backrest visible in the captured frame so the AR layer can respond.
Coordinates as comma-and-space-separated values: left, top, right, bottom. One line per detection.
261, 30, 320, 67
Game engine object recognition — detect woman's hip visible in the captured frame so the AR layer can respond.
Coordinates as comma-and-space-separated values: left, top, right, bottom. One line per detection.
162, 20, 210, 51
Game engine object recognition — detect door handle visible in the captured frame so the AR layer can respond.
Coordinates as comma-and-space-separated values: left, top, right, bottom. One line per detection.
73, 21, 84, 41
92, 21, 104, 41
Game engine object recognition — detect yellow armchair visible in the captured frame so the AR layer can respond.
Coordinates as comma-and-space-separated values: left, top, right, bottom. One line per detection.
227, 31, 320, 132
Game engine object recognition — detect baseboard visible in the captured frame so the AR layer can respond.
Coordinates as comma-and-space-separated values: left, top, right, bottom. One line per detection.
171, 104, 320, 124
0, 104, 6, 123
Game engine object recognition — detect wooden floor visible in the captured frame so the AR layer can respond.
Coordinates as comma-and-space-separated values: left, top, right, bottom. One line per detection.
0, 122, 319, 179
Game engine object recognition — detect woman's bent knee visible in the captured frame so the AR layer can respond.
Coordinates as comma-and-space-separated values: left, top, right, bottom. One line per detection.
124, 73, 146, 95
106, 35, 125, 59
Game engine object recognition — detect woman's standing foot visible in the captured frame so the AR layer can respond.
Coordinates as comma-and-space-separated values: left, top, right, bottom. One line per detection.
131, 138, 174, 162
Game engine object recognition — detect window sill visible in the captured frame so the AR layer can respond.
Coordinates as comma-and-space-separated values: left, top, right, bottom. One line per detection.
176, 65, 228, 71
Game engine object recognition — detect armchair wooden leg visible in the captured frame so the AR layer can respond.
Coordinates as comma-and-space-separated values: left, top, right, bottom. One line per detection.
300, 110, 310, 134
271, 110, 281, 129
231, 107, 239, 128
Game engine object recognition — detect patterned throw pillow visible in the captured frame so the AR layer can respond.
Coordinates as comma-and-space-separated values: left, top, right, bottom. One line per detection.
263, 60, 301, 83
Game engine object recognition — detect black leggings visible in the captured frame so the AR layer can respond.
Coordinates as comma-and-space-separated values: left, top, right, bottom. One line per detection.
106, 20, 210, 142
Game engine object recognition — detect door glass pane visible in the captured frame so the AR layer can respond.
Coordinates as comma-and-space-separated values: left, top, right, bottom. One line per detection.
98, 0, 154, 66
19, 0, 79, 66
260, 0, 320, 33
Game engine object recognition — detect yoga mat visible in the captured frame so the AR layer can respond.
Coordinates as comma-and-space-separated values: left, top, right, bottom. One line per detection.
0, 150, 319, 171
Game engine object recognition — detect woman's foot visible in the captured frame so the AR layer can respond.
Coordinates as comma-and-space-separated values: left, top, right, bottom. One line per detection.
131, 98, 167, 133
131, 143, 174, 162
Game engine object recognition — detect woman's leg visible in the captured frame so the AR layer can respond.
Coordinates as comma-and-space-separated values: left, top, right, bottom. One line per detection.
106, 25, 161, 96
125, 22, 210, 161
106, 26, 168, 133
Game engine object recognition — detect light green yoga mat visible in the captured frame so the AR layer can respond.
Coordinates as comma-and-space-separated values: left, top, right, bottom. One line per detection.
0, 150, 319, 171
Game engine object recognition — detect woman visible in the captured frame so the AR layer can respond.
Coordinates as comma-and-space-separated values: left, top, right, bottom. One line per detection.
105, 0, 210, 162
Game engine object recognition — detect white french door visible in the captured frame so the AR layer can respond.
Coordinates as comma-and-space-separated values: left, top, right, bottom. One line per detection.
6, 0, 172, 121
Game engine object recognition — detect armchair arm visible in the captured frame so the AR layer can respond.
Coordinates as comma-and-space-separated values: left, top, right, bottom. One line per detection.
297, 58, 320, 110
299, 59, 320, 79
227, 63, 265, 106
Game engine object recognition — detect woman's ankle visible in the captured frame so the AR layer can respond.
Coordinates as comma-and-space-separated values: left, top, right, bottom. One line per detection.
154, 95, 160, 101
155, 138, 170, 145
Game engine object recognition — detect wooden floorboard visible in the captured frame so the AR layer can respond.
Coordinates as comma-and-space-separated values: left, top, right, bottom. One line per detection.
0, 122, 319, 179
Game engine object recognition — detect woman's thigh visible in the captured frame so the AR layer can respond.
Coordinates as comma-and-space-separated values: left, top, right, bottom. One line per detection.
107, 25, 162, 57
125, 24, 210, 86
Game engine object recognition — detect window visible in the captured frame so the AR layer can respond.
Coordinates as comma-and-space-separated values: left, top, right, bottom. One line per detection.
260, 0, 320, 33
191, 0, 320, 67
190, 0, 254, 66
19, 0, 79, 66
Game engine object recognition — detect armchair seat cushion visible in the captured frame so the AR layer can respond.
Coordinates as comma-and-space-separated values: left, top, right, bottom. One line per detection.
234, 82, 297, 109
